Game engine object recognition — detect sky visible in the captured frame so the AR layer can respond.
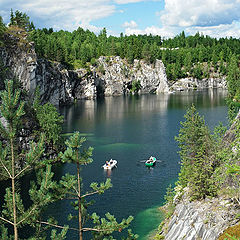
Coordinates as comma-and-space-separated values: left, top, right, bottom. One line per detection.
1, 0, 240, 38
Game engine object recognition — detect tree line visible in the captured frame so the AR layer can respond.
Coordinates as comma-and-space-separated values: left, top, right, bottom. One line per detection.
29, 28, 240, 81
1, 10, 240, 82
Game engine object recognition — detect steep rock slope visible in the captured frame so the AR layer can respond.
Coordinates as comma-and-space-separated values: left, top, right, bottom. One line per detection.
0, 31, 169, 105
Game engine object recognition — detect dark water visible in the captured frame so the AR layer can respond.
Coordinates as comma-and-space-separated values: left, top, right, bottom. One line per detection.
48, 89, 228, 239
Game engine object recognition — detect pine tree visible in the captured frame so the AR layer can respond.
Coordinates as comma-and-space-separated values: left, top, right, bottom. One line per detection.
175, 105, 216, 199
226, 54, 240, 121
59, 132, 137, 240
9, 10, 32, 32
0, 16, 6, 47
0, 80, 67, 239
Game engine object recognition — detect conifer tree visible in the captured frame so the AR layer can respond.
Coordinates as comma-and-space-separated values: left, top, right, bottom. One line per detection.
59, 132, 137, 240
226, 54, 240, 121
0, 80, 67, 240
175, 105, 216, 199
9, 10, 34, 32
0, 16, 5, 39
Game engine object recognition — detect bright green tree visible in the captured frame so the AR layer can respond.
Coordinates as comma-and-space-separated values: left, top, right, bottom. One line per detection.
226, 54, 240, 121
0, 16, 5, 37
10, 9, 34, 32
175, 105, 217, 200
33, 96, 63, 148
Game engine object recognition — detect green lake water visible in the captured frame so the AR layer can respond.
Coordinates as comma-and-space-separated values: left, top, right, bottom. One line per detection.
55, 89, 228, 239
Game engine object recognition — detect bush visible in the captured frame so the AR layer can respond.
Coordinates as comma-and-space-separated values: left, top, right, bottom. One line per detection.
33, 96, 63, 147
131, 80, 141, 94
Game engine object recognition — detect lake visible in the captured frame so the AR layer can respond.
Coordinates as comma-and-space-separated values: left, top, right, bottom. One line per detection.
48, 89, 228, 239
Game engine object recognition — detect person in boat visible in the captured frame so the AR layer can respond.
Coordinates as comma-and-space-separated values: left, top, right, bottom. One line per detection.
106, 161, 109, 166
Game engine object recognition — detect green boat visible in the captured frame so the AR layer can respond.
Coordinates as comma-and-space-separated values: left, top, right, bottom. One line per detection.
145, 156, 156, 167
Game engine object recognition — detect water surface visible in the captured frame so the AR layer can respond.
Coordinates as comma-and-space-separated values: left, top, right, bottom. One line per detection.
55, 89, 228, 239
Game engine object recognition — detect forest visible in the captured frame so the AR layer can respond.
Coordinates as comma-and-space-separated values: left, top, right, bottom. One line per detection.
29, 28, 240, 81
1, 10, 240, 82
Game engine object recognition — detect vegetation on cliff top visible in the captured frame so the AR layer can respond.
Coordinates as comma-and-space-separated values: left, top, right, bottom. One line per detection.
1, 10, 240, 82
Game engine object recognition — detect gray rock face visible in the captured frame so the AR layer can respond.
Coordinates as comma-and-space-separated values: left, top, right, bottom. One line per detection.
171, 77, 227, 91
0, 34, 227, 106
1, 40, 37, 96
223, 110, 240, 144
1, 41, 170, 105
163, 190, 240, 240
97, 56, 169, 96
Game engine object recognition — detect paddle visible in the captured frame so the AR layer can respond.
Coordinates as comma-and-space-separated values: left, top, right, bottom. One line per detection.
139, 160, 162, 163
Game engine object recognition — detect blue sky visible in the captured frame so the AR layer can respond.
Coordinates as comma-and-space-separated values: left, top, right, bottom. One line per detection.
1, 0, 240, 38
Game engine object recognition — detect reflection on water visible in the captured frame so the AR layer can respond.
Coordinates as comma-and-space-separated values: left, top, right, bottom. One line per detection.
61, 89, 227, 134
56, 90, 229, 239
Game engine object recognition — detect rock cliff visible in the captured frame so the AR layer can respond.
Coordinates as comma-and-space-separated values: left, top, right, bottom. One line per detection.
161, 189, 239, 240
0, 30, 227, 106
0, 32, 170, 105
170, 77, 227, 92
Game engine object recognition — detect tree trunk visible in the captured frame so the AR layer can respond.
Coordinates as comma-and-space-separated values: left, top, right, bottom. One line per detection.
77, 162, 83, 240
11, 138, 18, 240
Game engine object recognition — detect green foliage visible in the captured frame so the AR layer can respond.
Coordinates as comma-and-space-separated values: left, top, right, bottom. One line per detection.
164, 184, 175, 205
226, 54, 240, 121
192, 63, 203, 80
58, 132, 136, 239
10, 9, 35, 32
70, 59, 84, 69
0, 80, 25, 138
33, 95, 63, 146
163, 184, 176, 219
175, 105, 217, 200
27, 26, 240, 79
131, 80, 141, 94
0, 80, 62, 239
213, 122, 227, 143
60, 131, 93, 164
218, 223, 240, 240
0, 16, 6, 46
91, 213, 135, 239
97, 64, 105, 75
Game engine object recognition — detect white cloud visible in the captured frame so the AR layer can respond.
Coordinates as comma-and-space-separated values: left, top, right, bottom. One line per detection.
1, 0, 240, 38
160, 0, 240, 27
0, 0, 115, 32
125, 26, 175, 38
186, 21, 240, 38
122, 20, 138, 28
114, 0, 150, 4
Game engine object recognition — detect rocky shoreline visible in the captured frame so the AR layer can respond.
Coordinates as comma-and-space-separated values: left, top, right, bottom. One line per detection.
157, 188, 240, 240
